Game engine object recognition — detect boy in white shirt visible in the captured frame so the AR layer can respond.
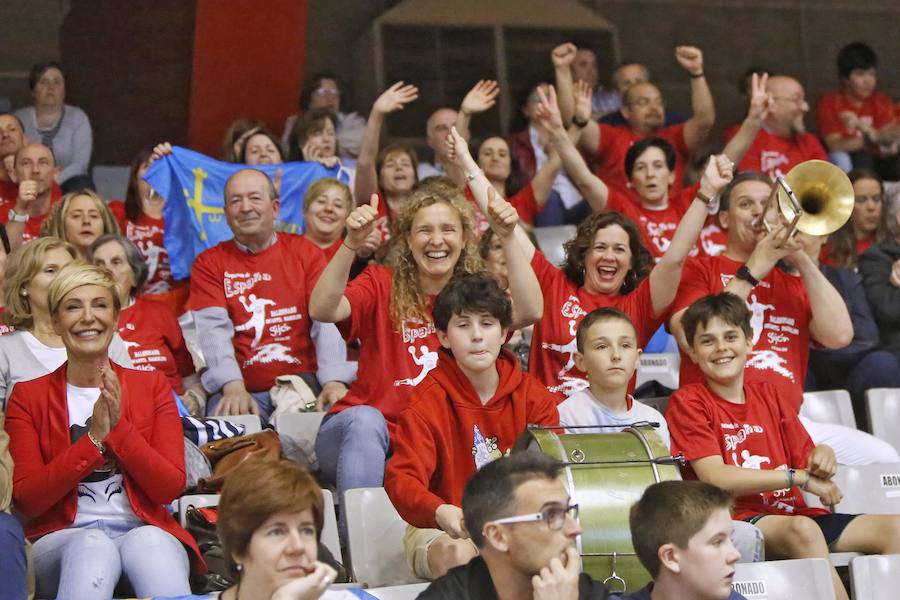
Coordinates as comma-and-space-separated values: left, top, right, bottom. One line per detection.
558, 307, 670, 447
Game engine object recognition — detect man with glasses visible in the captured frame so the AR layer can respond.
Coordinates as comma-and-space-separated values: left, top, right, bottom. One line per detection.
282, 72, 366, 159
419, 452, 611, 599
574, 46, 714, 193
732, 75, 826, 180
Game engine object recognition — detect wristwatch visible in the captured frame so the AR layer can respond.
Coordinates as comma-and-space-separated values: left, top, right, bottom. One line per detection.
735, 265, 760, 287
7, 209, 28, 223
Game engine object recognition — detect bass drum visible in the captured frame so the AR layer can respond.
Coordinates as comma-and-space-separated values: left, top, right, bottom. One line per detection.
513, 425, 680, 594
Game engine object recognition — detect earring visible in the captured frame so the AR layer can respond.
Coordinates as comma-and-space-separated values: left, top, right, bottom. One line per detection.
235, 563, 242, 572
20, 290, 27, 297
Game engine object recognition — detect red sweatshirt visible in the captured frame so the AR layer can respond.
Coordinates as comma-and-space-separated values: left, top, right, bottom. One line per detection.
385, 348, 559, 529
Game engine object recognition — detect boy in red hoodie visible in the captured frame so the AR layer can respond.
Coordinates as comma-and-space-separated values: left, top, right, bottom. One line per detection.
385, 272, 559, 581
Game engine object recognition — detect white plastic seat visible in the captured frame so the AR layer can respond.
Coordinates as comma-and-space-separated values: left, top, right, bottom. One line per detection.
732, 558, 835, 600
208, 414, 262, 434
533, 225, 576, 267
274, 411, 326, 450
635, 352, 680, 390
802, 463, 900, 515
367, 583, 430, 600
800, 390, 856, 429
867, 388, 900, 453
849, 554, 900, 600
344, 487, 424, 587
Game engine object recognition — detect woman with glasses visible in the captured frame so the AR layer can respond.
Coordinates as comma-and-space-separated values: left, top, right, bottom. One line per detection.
821, 169, 890, 268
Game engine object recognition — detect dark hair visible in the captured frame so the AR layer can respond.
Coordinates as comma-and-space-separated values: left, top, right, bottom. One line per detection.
0, 111, 25, 133
630, 480, 734, 578
433, 272, 512, 333
575, 307, 636, 353
28, 61, 64, 92
718, 172, 772, 214
473, 135, 524, 197
837, 42, 878, 80
624, 138, 676, 179
218, 460, 324, 579
124, 147, 154, 222
287, 108, 338, 161
87, 234, 150, 297
825, 168, 887, 268
563, 211, 653, 294
238, 128, 284, 164
681, 292, 752, 347
511, 81, 550, 132
463, 452, 562, 548
299, 71, 340, 111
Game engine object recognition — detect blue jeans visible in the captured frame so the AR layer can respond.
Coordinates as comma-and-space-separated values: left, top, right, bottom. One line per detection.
315, 406, 389, 542
0, 512, 27, 600
33, 524, 191, 600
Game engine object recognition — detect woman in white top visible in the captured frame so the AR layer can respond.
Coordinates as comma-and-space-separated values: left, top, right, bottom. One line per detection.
0, 237, 131, 406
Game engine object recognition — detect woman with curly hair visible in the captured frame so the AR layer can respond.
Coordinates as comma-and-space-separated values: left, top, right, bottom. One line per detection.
309, 181, 542, 537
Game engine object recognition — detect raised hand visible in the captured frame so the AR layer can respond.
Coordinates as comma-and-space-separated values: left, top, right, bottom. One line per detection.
16, 179, 38, 211
345, 194, 380, 250
698, 154, 734, 198
445, 125, 476, 170
533, 85, 565, 133
302, 140, 338, 168
551, 42, 578, 70
355, 216, 385, 258
460, 80, 499, 116
675, 46, 704, 77
373, 81, 419, 116
148, 142, 173, 167
487, 187, 518, 240
573, 80, 593, 125
745, 224, 804, 281
746, 73, 773, 122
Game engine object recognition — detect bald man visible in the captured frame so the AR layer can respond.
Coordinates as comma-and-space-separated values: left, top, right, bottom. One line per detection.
732, 75, 827, 180
418, 107, 458, 179
2, 143, 62, 248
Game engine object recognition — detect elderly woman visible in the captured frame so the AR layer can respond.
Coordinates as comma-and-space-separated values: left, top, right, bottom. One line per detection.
89, 234, 205, 412
5, 263, 200, 600
199, 459, 374, 600
0, 237, 132, 405
14, 62, 92, 191
859, 187, 900, 362
41, 189, 120, 257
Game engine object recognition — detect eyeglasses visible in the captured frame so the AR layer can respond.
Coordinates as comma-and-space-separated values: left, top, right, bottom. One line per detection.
489, 503, 579, 531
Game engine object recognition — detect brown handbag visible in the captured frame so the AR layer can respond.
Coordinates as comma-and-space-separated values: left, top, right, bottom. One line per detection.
197, 430, 282, 492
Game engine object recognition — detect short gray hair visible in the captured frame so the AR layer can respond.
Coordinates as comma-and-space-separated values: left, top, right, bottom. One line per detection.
87, 234, 149, 297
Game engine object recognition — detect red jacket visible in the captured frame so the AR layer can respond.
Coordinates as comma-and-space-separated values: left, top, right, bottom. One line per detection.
385, 349, 559, 529
5, 363, 203, 568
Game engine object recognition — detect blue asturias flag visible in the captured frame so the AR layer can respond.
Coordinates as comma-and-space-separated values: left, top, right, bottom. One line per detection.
144, 146, 349, 280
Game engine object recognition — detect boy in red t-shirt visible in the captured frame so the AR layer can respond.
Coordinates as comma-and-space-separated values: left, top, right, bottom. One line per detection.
668, 292, 900, 600
384, 272, 558, 580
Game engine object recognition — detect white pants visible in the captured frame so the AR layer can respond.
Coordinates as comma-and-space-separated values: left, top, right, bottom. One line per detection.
800, 416, 900, 465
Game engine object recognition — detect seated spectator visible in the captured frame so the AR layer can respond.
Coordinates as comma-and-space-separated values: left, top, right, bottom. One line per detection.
0, 112, 28, 203
282, 72, 367, 160
418, 451, 610, 599
3, 142, 63, 248
732, 75, 826, 179
0, 237, 132, 405
613, 481, 746, 600
220, 117, 266, 162
0, 407, 27, 599
598, 61, 686, 128
451, 123, 733, 399
238, 128, 284, 166
816, 42, 900, 179
211, 460, 374, 600
189, 168, 355, 418
310, 182, 541, 541
14, 62, 93, 192
89, 234, 206, 414
803, 233, 900, 430
454, 80, 561, 229
821, 169, 889, 269
667, 292, 900, 600
558, 308, 669, 445
570, 43, 619, 121
287, 108, 341, 169
859, 187, 900, 364
0, 224, 12, 336
385, 272, 558, 580
668, 173, 897, 465
571, 46, 714, 192
6, 263, 200, 600
108, 147, 187, 314
418, 107, 458, 180
300, 178, 352, 259
40, 188, 120, 257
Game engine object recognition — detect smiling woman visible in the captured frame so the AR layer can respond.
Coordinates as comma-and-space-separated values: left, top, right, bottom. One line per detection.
40, 189, 120, 258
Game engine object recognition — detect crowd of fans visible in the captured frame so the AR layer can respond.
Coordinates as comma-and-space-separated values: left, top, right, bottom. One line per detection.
0, 33, 898, 600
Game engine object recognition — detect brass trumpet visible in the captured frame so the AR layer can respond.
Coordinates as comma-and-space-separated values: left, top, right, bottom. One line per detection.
753, 160, 854, 245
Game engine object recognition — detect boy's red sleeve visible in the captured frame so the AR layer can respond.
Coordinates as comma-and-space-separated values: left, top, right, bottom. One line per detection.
666, 387, 723, 464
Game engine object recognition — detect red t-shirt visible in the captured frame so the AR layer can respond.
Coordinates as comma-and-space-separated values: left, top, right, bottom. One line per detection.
733, 128, 827, 180
819, 236, 873, 267
672, 255, 812, 401
667, 381, 828, 521
108, 201, 175, 295
117, 297, 195, 394
0, 183, 63, 242
329, 264, 442, 426
384, 349, 559, 528
606, 183, 703, 260
529, 251, 660, 398
699, 219, 728, 257
595, 123, 689, 192
463, 184, 541, 232
188, 233, 326, 392
816, 91, 896, 147
300, 235, 342, 261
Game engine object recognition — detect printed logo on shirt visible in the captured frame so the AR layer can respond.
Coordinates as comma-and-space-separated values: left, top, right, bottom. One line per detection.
393, 343, 438, 388
721, 422, 764, 451
472, 425, 504, 470
223, 270, 273, 299
760, 151, 789, 179
233, 293, 303, 368
543, 303, 588, 396
127, 223, 172, 294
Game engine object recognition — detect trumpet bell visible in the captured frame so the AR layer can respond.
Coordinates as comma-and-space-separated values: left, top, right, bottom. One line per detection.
777, 160, 855, 236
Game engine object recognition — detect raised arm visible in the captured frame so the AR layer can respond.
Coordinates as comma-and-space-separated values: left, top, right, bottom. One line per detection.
455, 80, 499, 142
784, 243, 853, 349
551, 42, 577, 125
722, 73, 771, 165
649, 155, 733, 317
309, 196, 380, 323
354, 82, 419, 206
675, 46, 715, 154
